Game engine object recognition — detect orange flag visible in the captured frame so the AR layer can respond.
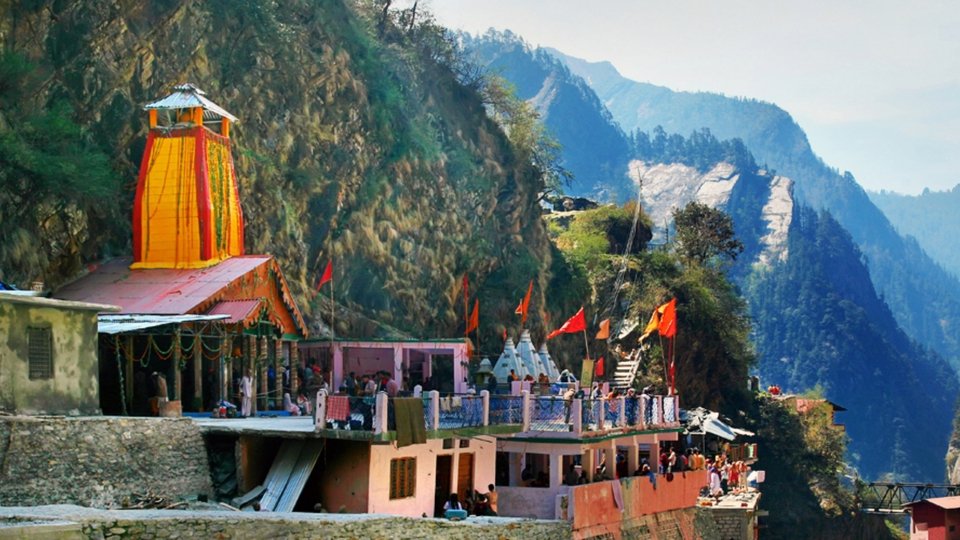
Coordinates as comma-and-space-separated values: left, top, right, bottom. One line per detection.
595, 356, 605, 377
547, 307, 586, 339
515, 280, 533, 324
595, 318, 610, 340
317, 260, 333, 289
466, 299, 479, 333
658, 298, 677, 338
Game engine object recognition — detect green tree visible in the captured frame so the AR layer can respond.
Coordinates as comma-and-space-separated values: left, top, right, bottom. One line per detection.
672, 201, 743, 265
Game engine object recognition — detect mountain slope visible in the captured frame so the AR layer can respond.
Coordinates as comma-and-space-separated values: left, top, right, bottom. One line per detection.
555, 49, 960, 372
633, 153, 957, 481
0, 1, 555, 344
461, 31, 633, 200
870, 186, 960, 279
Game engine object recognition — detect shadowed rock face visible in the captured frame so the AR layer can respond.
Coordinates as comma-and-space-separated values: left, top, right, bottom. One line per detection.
1, 1, 555, 340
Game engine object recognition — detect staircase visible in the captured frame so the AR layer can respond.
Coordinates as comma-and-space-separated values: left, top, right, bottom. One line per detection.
613, 348, 643, 389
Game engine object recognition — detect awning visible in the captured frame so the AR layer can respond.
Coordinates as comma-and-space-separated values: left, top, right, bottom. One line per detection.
703, 417, 736, 441
98, 314, 229, 334
681, 406, 746, 441
206, 299, 262, 326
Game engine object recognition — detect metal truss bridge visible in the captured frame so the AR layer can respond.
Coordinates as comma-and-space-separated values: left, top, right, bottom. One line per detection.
859, 482, 960, 514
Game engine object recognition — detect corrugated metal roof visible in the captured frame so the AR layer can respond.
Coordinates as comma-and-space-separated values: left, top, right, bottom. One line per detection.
206, 299, 262, 326
0, 293, 120, 313
55, 256, 272, 315
144, 83, 239, 123
98, 314, 229, 335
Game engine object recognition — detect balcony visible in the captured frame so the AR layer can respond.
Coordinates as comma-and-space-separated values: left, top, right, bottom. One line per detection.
311, 390, 680, 441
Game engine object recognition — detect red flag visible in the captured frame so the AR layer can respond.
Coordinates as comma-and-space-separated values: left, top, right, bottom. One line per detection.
658, 298, 677, 338
502, 328, 507, 341
546, 307, 587, 339
595, 356, 605, 377
515, 280, 533, 324
317, 260, 333, 289
466, 299, 479, 333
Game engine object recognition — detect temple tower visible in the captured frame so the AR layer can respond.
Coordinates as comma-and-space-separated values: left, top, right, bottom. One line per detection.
132, 84, 245, 269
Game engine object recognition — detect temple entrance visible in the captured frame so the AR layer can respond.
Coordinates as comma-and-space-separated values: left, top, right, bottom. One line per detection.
434, 454, 453, 517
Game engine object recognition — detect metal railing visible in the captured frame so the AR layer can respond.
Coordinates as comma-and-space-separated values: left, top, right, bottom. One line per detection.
437, 395, 484, 429
489, 395, 524, 425
529, 396, 572, 432
313, 390, 681, 436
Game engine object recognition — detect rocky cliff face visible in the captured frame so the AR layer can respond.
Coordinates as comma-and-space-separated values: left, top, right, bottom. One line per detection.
629, 160, 791, 267
0, 1, 554, 341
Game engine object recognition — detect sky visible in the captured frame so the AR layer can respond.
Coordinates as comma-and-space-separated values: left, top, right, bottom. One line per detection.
419, 0, 960, 194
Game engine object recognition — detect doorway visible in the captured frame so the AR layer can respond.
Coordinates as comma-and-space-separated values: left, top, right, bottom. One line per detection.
457, 453, 475, 501
434, 454, 453, 517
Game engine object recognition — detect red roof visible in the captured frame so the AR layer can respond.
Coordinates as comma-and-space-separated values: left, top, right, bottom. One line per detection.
905, 497, 960, 510
56, 257, 272, 314
207, 299, 262, 326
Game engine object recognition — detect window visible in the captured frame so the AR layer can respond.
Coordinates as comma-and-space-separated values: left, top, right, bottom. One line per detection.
27, 326, 53, 379
389, 458, 416, 499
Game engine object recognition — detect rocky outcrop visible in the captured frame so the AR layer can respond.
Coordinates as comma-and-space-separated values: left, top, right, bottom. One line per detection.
629, 160, 793, 267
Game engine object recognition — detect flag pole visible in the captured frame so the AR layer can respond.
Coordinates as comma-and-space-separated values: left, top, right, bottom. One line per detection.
582, 328, 592, 362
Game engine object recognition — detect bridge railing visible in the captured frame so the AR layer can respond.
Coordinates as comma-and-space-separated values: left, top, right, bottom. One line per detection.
859, 482, 960, 514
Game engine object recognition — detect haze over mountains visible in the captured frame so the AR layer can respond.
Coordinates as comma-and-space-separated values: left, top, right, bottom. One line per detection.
462, 30, 960, 482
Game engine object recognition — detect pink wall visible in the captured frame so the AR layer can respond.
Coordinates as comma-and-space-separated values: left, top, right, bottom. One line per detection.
367, 437, 496, 517
571, 470, 707, 539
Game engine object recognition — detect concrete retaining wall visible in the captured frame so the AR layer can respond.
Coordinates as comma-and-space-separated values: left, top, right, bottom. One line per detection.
0, 417, 212, 507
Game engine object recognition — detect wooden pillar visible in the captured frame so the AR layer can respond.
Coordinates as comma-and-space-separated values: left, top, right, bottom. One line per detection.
170, 330, 182, 401
193, 332, 203, 411
247, 335, 257, 414
124, 335, 134, 415
220, 336, 234, 403
259, 336, 268, 411
274, 338, 283, 403
290, 342, 300, 396
216, 334, 232, 403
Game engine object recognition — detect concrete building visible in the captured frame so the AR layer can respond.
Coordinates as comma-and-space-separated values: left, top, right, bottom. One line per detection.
0, 294, 118, 415
905, 496, 960, 540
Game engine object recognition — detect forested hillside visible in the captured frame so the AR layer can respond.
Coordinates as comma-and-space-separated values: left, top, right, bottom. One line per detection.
0, 1, 558, 347
461, 31, 633, 201
870, 186, 960, 279
556, 49, 960, 374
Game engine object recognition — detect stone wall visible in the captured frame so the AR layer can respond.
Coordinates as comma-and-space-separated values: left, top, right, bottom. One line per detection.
0, 506, 572, 540
0, 417, 212, 507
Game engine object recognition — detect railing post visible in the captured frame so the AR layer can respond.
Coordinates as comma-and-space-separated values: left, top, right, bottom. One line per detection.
374, 391, 388, 434
430, 390, 440, 431
481, 389, 490, 426
314, 390, 327, 430
619, 396, 626, 427
598, 398, 606, 430
572, 398, 582, 434
521, 390, 531, 432
413, 384, 422, 397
